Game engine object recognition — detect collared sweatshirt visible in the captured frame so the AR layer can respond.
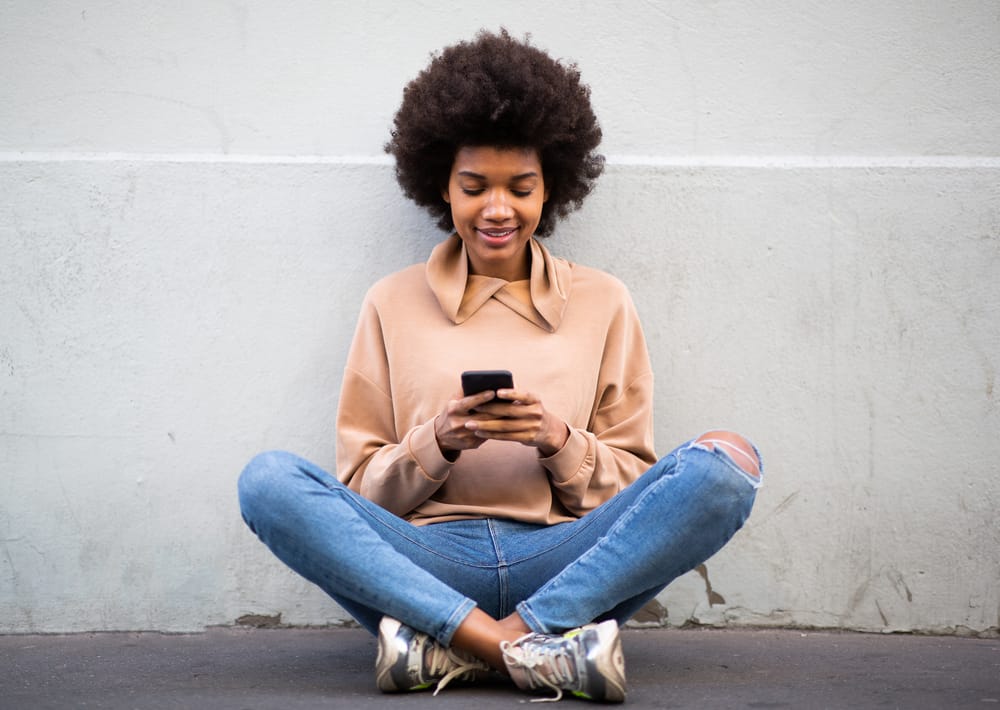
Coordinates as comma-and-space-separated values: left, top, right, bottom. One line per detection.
336, 234, 658, 526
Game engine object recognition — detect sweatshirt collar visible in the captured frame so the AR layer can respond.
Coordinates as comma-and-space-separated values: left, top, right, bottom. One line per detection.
425, 234, 572, 332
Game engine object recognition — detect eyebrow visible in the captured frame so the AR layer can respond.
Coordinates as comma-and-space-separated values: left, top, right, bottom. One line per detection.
457, 170, 540, 180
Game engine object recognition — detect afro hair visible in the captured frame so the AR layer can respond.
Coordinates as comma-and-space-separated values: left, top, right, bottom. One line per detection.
385, 29, 604, 237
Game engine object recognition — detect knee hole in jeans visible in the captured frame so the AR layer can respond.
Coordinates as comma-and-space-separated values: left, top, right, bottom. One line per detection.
694, 430, 761, 478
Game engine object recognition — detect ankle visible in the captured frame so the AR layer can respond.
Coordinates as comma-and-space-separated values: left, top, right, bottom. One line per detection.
450, 608, 519, 671
498, 612, 532, 636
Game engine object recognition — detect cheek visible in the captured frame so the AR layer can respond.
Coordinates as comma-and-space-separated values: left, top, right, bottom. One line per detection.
451, 201, 481, 234
452, 200, 475, 224
528, 198, 546, 223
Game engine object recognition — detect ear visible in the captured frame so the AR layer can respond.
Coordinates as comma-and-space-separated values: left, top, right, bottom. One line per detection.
543, 187, 550, 203
441, 185, 451, 204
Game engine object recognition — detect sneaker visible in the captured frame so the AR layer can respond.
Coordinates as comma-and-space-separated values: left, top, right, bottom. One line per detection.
500, 619, 626, 703
375, 616, 491, 695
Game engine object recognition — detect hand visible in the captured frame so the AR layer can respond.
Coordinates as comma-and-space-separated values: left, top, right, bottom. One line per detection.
462, 388, 570, 457
434, 390, 500, 457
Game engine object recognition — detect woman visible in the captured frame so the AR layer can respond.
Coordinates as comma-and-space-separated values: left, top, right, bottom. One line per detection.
238, 30, 761, 703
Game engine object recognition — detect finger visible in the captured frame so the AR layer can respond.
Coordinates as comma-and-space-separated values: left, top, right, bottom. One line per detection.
467, 401, 515, 418
464, 411, 501, 423
456, 390, 497, 414
469, 402, 544, 427
466, 418, 537, 435
472, 428, 539, 444
474, 399, 543, 417
496, 388, 537, 404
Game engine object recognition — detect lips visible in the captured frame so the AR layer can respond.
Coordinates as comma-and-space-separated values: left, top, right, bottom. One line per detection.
476, 227, 519, 246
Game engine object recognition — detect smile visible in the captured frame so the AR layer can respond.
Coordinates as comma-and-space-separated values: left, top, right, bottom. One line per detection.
476, 227, 518, 245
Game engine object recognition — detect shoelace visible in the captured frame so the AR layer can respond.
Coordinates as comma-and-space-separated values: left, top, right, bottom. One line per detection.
500, 633, 576, 703
430, 645, 490, 696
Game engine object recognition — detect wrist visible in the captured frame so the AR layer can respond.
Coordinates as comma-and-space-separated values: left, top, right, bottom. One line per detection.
538, 421, 570, 457
433, 415, 461, 462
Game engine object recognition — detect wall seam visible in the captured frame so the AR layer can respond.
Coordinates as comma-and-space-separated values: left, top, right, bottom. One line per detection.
2, 153, 999, 169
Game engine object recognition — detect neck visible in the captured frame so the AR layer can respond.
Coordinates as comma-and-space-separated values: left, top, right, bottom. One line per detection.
468, 249, 532, 282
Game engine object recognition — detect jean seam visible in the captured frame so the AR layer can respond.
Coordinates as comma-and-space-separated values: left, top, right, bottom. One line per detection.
439, 598, 477, 647
325, 479, 501, 568
515, 600, 545, 634
487, 520, 512, 618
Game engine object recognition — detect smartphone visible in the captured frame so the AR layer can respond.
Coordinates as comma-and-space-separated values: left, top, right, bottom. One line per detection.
461, 370, 514, 397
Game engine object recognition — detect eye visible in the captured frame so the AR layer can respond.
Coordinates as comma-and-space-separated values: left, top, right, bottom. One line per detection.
511, 190, 533, 198
461, 188, 485, 196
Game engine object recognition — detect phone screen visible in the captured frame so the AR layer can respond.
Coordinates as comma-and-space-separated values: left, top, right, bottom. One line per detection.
461, 370, 514, 397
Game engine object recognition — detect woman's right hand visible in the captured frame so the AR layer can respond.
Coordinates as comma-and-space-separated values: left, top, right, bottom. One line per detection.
434, 390, 498, 457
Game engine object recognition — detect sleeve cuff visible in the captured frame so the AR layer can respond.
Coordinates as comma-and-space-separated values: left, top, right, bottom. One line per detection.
539, 428, 591, 483
407, 418, 455, 482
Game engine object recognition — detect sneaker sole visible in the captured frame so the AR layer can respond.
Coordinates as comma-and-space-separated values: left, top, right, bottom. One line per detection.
583, 620, 626, 703
375, 616, 419, 692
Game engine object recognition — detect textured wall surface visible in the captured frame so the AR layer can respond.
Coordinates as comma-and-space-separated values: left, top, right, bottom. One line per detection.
2, 1, 998, 634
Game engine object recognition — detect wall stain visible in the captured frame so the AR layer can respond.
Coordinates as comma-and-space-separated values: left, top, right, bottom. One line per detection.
770, 491, 799, 518
848, 578, 870, 615
875, 599, 889, 627
629, 598, 668, 627
886, 569, 913, 602
0, 347, 13, 376
236, 613, 283, 628
696, 564, 726, 606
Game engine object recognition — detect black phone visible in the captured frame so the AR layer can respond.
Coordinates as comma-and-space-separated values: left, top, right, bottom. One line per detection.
461, 369, 514, 397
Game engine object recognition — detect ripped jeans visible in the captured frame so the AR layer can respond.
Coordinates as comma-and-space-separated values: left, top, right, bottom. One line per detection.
237, 438, 761, 646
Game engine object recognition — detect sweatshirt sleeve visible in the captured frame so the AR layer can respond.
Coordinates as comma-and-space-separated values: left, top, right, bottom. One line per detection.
335, 294, 453, 516
539, 286, 658, 516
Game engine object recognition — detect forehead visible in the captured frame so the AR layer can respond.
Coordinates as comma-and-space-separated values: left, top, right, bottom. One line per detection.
451, 146, 542, 176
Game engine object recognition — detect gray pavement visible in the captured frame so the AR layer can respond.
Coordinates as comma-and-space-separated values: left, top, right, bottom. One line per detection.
2, 626, 998, 709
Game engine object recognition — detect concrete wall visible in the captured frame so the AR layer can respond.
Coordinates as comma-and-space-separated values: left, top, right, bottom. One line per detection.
1, 1, 997, 635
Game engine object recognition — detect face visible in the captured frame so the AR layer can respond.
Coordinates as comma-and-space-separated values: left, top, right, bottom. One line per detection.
442, 145, 548, 282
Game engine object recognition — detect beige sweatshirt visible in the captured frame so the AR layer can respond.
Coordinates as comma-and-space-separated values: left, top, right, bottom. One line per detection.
336, 234, 657, 526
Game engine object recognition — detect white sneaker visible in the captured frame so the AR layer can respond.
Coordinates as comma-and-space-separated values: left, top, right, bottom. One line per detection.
375, 616, 491, 695
501, 619, 626, 703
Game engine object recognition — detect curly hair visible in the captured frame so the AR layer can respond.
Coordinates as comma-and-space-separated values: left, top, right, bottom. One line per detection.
385, 29, 604, 237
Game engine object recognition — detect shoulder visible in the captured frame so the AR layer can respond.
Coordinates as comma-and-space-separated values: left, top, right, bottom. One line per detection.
565, 260, 634, 305
559, 259, 646, 340
364, 262, 428, 305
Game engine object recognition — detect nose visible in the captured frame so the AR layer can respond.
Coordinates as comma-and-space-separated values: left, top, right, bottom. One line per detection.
482, 189, 514, 221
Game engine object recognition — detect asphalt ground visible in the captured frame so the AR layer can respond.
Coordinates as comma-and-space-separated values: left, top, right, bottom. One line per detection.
2, 626, 998, 709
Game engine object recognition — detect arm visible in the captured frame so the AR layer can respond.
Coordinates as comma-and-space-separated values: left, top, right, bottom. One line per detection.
335, 295, 454, 516
336, 365, 454, 516
541, 369, 657, 515
546, 288, 657, 513
463, 287, 657, 516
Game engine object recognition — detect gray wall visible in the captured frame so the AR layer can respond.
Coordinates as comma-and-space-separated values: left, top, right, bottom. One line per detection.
2, 1, 998, 634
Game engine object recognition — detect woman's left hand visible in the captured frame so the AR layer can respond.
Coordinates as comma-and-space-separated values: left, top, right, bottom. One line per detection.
463, 389, 570, 457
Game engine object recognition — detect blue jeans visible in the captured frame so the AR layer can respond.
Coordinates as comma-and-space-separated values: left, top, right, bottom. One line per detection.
238, 439, 760, 646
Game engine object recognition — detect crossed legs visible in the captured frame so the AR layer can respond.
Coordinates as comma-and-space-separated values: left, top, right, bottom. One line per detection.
448, 430, 760, 669
238, 431, 760, 673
